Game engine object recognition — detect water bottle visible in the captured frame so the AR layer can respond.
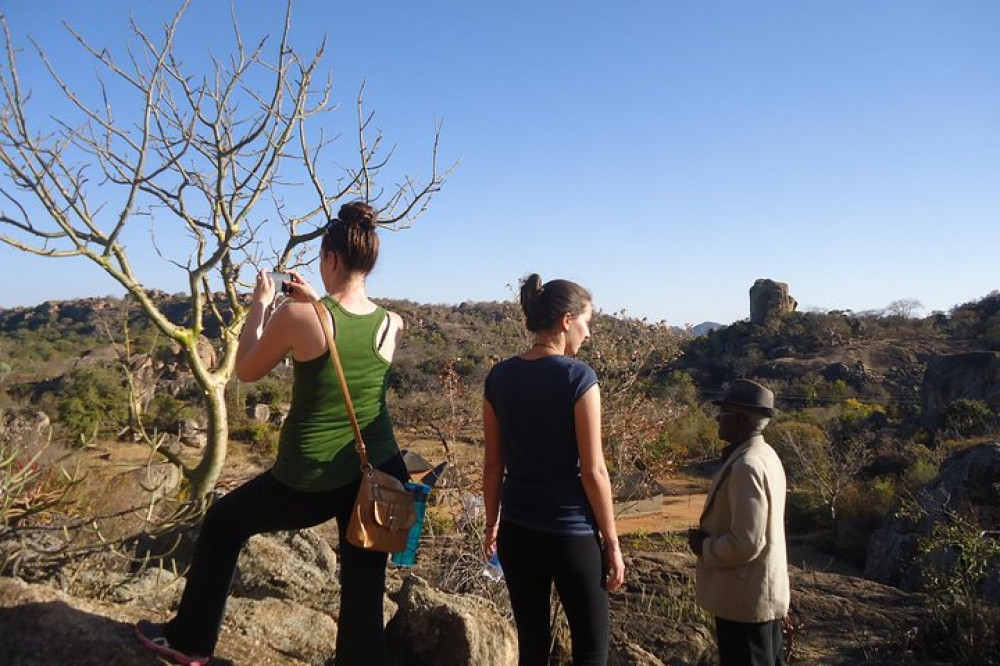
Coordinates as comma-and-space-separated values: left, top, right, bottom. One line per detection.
390, 482, 431, 567
482, 550, 504, 582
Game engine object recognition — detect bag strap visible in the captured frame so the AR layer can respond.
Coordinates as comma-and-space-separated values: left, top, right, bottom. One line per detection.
313, 300, 371, 471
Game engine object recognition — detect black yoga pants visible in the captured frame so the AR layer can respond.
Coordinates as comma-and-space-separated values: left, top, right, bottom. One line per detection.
497, 519, 610, 666
164, 454, 407, 665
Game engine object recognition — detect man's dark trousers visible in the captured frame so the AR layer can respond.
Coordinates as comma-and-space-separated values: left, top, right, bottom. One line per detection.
715, 617, 783, 666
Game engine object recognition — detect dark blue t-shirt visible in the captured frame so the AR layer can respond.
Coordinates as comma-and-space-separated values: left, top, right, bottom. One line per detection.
484, 355, 599, 535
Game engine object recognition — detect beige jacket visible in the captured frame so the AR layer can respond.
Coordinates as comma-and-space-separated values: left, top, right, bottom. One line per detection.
696, 435, 789, 623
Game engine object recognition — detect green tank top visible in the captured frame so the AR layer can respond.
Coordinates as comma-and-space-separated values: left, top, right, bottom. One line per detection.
272, 296, 399, 491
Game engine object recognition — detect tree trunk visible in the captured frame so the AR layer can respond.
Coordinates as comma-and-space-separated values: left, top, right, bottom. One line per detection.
186, 381, 229, 500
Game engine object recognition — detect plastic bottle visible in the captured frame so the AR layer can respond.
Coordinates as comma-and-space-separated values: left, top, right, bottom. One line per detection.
482, 550, 504, 582
390, 482, 431, 567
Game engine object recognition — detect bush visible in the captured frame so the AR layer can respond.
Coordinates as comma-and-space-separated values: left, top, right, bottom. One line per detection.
55, 365, 129, 444
941, 399, 997, 438
232, 423, 279, 455
146, 394, 198, 434
840, 398, 886, 424
650, 403, 721, 463
651, 370, 700, 407
245, 376, 291, 407
785, 490, 828, 533
902, 458, 939, 493
769, 420, 828, 484
836, 478, 893, 522
911, 514, 1000, 665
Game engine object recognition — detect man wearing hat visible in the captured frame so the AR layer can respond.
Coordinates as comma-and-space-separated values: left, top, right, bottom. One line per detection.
687, 379, 789, 666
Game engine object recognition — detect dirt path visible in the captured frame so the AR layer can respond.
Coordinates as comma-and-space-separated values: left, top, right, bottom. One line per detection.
615, 477, 708, 535
399, 434, 710, 536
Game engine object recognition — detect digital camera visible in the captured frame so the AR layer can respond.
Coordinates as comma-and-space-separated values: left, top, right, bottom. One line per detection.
267, 271, 296, 295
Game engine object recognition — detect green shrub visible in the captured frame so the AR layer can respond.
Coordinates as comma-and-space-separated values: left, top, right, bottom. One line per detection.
146, 394, 198, 433
911, 514, 1000, 665
650, 403, 721, 462
841, 398, 886, 424
55, 365, 129, 444
245, 376, 291, 406
835, 478, 894, 522
652, 370, 700, 407
232, 423, 279, 455
865, 476, 899, 517
785, 490, 827, 533
941, 399, 996, 438
902, 459, 939, 492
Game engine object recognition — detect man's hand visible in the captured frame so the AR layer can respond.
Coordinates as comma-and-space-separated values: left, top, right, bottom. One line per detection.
687, 527, 707, 557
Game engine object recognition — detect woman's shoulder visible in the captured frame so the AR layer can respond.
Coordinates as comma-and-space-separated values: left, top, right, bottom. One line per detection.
558, 355, 597, 377
273, 299, 326, 325
384, 309, 404, 330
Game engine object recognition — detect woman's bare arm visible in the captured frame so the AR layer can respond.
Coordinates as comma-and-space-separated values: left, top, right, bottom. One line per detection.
575, 385, 625, 591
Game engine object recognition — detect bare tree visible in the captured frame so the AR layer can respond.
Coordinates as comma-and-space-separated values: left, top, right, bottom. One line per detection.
884, 299, 924, 319
0, 1, 449, 498
774, 423, 874, 521
582, 313, 684, 503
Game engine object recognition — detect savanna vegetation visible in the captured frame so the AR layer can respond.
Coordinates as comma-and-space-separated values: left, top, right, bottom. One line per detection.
2, 289, 1000, 663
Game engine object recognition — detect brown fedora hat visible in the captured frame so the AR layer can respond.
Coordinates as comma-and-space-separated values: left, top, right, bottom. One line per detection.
711, 379, 777, 417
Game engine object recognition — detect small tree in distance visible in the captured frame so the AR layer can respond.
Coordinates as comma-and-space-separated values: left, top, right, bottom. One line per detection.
0, 1, 450, 498
884, 298, 924, 319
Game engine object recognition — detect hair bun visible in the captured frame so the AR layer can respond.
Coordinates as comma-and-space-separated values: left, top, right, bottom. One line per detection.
523, 273, 543, 295
338, 201, 378, 231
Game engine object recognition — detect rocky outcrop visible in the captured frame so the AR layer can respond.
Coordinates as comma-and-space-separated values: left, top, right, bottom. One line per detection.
609, 642, 670, 665
386, 574, 518, 666
247, 403, 271, 423
749, 279, 797, 325
112, 462, 182, 504
0, 576, 307, 665
177, 418, 207, 449
233, 529, 339, 607
609, 552, 716, 665
0, 540, 937, 666
0, 410, 54, 461
169, 335, 218, 372
226, 596, 338, 664
920, 352, 1000, 429
865, 442, 1000, 601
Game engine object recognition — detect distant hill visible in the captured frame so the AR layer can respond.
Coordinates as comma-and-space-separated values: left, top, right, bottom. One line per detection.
688, 321, 725, 337
3, 290, 999, 419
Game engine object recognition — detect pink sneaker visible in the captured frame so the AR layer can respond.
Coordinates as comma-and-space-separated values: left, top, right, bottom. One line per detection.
135, 620, 211, 665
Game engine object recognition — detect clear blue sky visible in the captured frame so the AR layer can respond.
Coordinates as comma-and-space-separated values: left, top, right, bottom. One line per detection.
1, 1, 998, 326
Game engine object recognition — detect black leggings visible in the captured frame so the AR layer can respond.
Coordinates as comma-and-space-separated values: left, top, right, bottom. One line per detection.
164, 454, 407, 664
497, 520, 609, 666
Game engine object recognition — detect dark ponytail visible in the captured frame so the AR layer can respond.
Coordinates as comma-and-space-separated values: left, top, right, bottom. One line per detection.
519, 273, 592, 333
321, 201, 380, 274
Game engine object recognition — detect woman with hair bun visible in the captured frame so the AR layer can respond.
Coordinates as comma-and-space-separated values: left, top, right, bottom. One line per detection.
136, 201, 407, 666
482, 273, 625, 666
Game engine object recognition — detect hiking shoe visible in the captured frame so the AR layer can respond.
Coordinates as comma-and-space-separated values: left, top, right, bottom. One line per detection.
135, 619, 211, 665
